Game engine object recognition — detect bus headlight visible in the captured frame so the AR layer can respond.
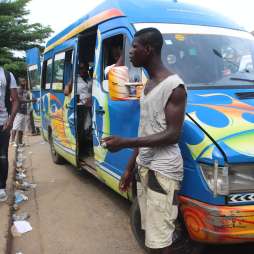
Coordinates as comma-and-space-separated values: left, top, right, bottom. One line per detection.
200, 162, 229, 196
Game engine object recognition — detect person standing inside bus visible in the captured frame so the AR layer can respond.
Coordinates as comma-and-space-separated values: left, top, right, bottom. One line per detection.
0, 66, 19, 201
64, 62, 92, 153
102, 28, 187, 254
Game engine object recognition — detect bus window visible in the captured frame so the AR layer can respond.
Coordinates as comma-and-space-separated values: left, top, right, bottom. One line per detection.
124, 38, 142, 82
52, 52, 65, 91
42, 59, 53, 90
28, 64, 40, 91
102, 34, 124, 81
63, 50, 73, 86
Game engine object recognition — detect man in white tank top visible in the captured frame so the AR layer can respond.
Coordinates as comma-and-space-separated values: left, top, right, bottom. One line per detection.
103, 28, 186, 253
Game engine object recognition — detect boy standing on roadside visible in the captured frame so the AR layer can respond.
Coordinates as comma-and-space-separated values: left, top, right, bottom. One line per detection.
11, 77, 33, 146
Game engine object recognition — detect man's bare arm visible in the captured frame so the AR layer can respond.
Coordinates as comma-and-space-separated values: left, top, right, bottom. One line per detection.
64, 80, 73, 96
3, 88, 19, 130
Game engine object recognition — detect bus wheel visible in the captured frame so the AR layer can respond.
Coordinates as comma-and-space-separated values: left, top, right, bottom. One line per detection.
130, 197, 204, 254
130, 198, 148, 251
49, 136, 65, 164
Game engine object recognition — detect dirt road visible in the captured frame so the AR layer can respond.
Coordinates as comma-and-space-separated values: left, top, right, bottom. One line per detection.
10, 135, 254, 254
11, 136, 142, 254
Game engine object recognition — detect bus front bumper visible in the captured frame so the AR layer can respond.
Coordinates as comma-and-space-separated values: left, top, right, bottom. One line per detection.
179, 195, 254, 244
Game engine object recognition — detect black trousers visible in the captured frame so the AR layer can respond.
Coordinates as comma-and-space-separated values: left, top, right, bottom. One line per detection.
0, 126, 10, 189
29, 110, 36, 134
77, 105, 86, 151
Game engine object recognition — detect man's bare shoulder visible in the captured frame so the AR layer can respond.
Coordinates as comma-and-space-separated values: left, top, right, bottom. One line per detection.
170, 85, 186, 104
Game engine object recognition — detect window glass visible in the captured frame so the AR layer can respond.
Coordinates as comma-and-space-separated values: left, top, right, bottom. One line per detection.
64, 50, 73, 85
52, 52, 65, 90
124, 38, 142, 82
28, 64, 40, 90
160, 33, 254, 86
41, 59, 52, 90
102, 34, 124, 80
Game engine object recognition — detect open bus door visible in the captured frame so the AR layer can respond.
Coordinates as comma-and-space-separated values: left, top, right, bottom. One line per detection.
49, 41, 78, 167
26, 48, 41, 132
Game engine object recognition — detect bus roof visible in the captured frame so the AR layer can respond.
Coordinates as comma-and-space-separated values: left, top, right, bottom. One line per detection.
45, 0, 245, 52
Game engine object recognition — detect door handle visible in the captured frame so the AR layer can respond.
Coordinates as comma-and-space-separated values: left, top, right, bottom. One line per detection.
96, 106, 105, 114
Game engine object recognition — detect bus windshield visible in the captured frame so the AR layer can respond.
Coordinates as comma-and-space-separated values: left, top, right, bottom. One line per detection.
134, 24, 254, 87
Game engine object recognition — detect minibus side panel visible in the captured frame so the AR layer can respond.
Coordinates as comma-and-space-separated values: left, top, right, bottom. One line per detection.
93, 19, 138, 193
40, 54, 52, 141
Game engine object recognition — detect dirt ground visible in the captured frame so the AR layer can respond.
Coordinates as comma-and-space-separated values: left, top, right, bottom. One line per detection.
9, 135, 254, 254
10, 135, 142, 254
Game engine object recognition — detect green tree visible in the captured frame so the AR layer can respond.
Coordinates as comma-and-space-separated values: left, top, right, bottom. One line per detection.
0, 0, 53, 77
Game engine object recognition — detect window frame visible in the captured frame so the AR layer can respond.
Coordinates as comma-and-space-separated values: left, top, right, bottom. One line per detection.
100, 33, 126, 93
51, 49, 74, 92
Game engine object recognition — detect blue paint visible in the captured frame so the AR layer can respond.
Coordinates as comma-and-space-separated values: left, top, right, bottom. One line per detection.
182, 121, 205, 145
242, 112, 254, 123
26, 48, 41, 72
196, 107, 229, 128
108, 99, 140, 137
46, 0, 244, 49
180, 165, 225, 205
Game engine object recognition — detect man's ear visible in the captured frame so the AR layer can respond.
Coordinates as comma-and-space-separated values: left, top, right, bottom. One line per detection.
144, 44, 153, 56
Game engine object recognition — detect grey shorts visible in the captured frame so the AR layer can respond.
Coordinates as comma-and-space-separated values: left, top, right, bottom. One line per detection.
12, 113, 26, 131
137, 166, 180, 249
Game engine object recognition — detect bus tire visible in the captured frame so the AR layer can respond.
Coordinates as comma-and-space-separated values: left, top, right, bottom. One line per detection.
130, 197, 204, 254
49, 135, 65, 165
130, 197, 148, 251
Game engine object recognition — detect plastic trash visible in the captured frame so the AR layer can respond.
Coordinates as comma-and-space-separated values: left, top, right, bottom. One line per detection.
13, 220, 32, 235
15, 181, 36, 191
16, 154, 26, 162
13, 203, 19, 211
13, 212, 30, 221
16, 161, 23, 168
16, 172, 26, 181
20, 181, 36, 191
14, 191, 28, 204
17, 147, 25, 153
16, 166, 26, 173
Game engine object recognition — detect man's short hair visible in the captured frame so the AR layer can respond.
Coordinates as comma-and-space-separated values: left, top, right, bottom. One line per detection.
79, 62, 89, 69
134, 27, 163, 54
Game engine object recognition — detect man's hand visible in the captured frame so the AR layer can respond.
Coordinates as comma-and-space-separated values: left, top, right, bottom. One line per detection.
85, 97, 92, 107
101, 136, 126, 152
3, 117, 14, 131
119, 169, 133, 192
119, 148, 138, 192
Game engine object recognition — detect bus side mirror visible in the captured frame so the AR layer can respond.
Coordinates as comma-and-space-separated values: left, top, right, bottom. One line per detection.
108, 66, 143, 100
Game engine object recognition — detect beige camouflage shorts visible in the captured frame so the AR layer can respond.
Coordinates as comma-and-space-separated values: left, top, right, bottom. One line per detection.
137, 166, 180, 249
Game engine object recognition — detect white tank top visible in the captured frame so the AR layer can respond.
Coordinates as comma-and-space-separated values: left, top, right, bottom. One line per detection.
136, 74, 186, 181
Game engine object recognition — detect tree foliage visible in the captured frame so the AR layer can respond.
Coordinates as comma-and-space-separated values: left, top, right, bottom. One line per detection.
0, 0, 53, 77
